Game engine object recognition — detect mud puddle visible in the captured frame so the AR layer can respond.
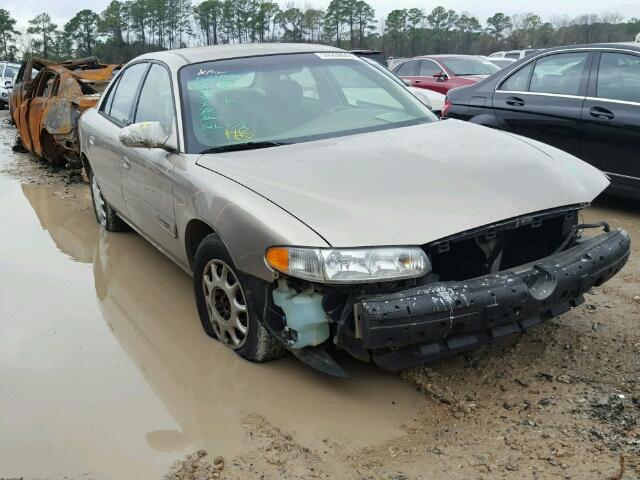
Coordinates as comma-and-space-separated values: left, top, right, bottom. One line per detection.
0, 110, 422, 479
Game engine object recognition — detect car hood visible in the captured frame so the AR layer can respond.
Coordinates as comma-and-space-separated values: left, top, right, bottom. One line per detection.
196, 120, 609, 247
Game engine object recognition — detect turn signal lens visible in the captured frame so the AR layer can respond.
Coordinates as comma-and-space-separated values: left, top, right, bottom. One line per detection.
266, 247, 290, 272
266, 246, 430, 284
442, 97, 452, 118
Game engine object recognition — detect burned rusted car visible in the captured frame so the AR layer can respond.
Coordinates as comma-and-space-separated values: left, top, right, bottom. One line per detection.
11, 57, 119, 166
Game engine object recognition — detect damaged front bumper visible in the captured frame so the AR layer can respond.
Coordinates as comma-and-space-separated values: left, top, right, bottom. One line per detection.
353, 229, 630, 371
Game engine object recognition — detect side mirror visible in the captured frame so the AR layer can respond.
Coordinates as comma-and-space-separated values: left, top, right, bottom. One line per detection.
433, 71, 448, 82
119, 121, 177, 151
402, 78, 412, 87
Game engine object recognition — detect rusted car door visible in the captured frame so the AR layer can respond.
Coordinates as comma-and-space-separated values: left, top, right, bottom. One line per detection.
11, 59, 48, 124
27, 71, 59, 157
16, 73, 44, 152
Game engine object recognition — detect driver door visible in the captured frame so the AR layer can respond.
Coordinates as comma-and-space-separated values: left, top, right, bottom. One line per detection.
122, 63, 179, 252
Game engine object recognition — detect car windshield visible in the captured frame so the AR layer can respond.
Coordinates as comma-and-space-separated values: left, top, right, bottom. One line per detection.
439, 57, 500, 76
179, 52, 434, 154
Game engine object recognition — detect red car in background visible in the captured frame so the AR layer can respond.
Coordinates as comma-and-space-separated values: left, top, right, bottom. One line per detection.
390, 55, 500, 94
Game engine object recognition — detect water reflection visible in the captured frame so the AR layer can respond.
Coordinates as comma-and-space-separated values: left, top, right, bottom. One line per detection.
23, 183, 421, 458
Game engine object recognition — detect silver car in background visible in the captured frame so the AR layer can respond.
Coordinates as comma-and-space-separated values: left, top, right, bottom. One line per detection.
0, 61, 19, 109
79, 44, 630, 376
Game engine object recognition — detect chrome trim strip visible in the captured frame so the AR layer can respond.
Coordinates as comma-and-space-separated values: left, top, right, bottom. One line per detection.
496, 90, 585, 100
585, 96, 640, 107
605, 172, 640, 181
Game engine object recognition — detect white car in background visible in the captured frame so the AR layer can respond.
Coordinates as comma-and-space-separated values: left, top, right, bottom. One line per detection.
489, 49, 539, 60
483, 56, 517, 69
407, 86, 445, 114
0, 61, 19, 110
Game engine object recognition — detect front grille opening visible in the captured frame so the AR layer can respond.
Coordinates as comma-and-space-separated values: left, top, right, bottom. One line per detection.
427, 212, 574, 282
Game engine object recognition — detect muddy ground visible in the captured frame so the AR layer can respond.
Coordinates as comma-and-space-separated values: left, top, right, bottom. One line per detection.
0, 109, 639, 479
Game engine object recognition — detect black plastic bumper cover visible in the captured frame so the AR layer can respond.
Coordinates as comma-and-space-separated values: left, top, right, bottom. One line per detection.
355, 230, 630, 371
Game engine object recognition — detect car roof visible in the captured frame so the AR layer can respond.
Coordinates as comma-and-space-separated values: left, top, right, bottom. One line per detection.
538, 42, 640, 53
133, 43, 343, 67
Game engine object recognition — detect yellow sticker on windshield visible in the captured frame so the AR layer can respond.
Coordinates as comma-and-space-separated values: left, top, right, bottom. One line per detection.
225, 120, 254, 142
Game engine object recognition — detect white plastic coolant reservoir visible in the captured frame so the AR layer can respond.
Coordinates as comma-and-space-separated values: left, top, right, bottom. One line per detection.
272, 279, 330, 349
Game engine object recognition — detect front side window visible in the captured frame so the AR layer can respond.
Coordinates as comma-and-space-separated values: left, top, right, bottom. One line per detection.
179, 53, 433, 154
418, 60, 440, 77
135, 64, 176, 133
529, 52, 588, 96
108, 63, 148, 124
597, 52, 640, 104
438, 57, 500, 76
500, 63, 534, 91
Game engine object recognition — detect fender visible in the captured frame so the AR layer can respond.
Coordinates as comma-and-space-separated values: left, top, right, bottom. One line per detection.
468, 111, 500, 128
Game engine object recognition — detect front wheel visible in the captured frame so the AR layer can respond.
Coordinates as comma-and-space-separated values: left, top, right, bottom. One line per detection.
88, 167, 129, 232
193, 233, 286, 362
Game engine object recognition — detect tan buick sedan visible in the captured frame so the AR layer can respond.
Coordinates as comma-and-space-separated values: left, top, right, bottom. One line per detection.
79, 44, 630, 376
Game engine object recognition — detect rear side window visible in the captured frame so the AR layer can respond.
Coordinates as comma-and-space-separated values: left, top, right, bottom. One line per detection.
505, 52, 520, 60
596, 52, 640, 104
529, 52, 588, 96
135, 64, 175, 133
108, 63, 148, 124
395, 60, 417, 76
500, 63, 534, 91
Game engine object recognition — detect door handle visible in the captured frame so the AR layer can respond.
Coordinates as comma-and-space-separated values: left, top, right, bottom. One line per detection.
506, 96, 525, 107
413, 80, 422, 84
89, 135, 95, 145
121, 155, 131, 169
589, 106, 614, 120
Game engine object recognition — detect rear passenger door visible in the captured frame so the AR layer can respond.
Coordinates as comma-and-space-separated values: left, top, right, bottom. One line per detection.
581, 50, 640, 195
493, 51, 592, 158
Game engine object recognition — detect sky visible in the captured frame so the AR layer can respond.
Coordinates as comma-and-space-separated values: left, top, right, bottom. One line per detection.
5, 0, 640, 32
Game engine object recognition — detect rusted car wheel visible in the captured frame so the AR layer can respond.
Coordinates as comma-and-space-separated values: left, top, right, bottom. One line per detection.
193, 233, 286, 363
88, 168, 129, 232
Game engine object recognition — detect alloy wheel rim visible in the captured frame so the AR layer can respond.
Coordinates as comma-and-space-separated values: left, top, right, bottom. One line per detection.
91, 175, 107, 227
202, 259, 249, 349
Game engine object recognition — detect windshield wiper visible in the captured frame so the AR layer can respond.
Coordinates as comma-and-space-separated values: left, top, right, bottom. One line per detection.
200, 141, 290, 154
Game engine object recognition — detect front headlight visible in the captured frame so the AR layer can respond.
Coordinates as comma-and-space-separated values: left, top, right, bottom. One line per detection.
266, 246, 431, 284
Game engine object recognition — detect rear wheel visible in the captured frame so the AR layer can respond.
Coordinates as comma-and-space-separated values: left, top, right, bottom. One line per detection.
194, 233, 286, 362
88, 166, 129, 232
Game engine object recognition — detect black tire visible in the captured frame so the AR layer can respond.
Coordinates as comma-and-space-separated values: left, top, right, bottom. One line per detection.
87, 164, 129, 232
193, 233, 286, 362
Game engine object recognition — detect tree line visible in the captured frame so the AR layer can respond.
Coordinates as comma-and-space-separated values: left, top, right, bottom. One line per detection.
0, 1, 639, 64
